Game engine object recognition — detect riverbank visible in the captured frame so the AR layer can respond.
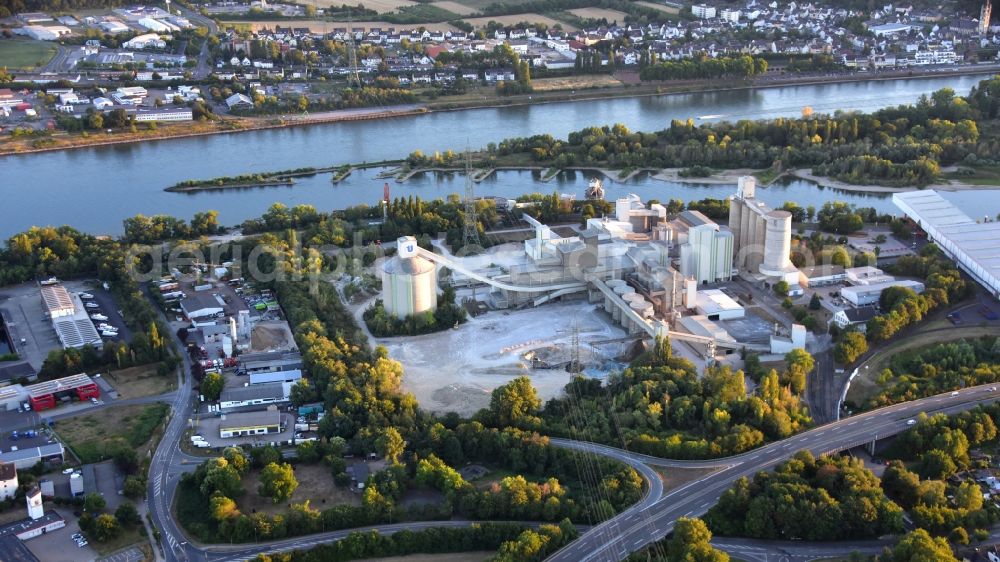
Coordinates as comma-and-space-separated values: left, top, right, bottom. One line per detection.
3, 65, 998, 158
789, 169, 1000, 193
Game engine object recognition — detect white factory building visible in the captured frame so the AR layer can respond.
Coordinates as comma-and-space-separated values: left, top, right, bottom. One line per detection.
675, 211, 733, 284
893, 190, 1000, 299
841, 280, 925, 307
694, 289, 745, 320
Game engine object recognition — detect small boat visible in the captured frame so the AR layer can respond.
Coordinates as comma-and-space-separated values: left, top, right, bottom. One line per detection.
586, 178, 605, 200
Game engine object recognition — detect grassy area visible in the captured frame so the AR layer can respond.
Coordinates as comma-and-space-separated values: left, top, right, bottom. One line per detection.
55, 403, 170, 464
531, 74, 623, 92
0, 39, 57, 69
89, 527, 152, 557
106, 363, 176, 399
239, 463, 360, 515
652, 466, 722, 493
943, 165, 1000, 185
753, 167, 783, 185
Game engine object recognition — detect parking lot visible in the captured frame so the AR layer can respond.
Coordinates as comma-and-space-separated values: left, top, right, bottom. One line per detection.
24, 510, 97, 562
0, 279, 130, 370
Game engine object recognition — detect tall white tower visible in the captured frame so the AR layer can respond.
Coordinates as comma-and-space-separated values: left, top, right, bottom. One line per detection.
26, 486, 43, 520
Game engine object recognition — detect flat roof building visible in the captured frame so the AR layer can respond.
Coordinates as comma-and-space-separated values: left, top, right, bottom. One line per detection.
25, 374, 99, 411
0, 443, 65, 470
40, 285, 75, 319
180, 292, 225, 319
248, 369, 301, 386
894, 190, 1000, 299
694, 289, 745, 320
799, 265, 846, 287
219, 408, 283, 439
219, 382, 291, 410
842, 279, 925, 307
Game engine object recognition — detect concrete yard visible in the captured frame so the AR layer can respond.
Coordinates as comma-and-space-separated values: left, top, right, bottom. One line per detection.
381, 300, 628, 416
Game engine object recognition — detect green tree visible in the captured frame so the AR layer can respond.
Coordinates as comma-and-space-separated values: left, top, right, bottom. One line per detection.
669, 517, 729, 562
83, 492, 106, 513
115, 502, 140, 526
123, 476, 146, 499
258, 462, 298, 503
93, 513, 121, 542
289, 379, 317, 406
485, 376, 541, 429
834, 332, 868, 364
201, 372, 224, 401
890, 529, 957, 562
374, 427, 406, 464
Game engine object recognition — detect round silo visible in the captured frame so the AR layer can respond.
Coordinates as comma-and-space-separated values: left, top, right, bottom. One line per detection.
760, 210, 793, 277
622, 292, 644, 303
614, 285, 635, 297
381, 237, 438, 318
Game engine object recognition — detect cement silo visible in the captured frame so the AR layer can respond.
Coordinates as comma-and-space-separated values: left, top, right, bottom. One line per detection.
381, 236, 438, 318
759, 210, 793, 277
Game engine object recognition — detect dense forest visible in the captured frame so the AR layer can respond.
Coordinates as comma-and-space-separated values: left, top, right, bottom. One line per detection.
706, 450, 904, 540
538, 339, 815, 459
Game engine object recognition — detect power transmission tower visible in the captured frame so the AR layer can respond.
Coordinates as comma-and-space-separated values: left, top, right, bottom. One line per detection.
570, 321, 582, 374
462, 149, 481, 251
345, 11, 361, 87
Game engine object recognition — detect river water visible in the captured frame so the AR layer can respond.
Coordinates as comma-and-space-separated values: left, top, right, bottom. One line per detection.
4, 73, 999, 238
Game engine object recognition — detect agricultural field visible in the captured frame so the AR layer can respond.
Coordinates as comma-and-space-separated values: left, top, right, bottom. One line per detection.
296, 0, 418, 11
530, 74, 624, 91
635, 0, 680, 14
463, 13, 576, 30
0, 39, 57, 69
430, 0, 479, 16
446, 0, 538, 10
225, 19, 460, 31
565, 7, 628, 22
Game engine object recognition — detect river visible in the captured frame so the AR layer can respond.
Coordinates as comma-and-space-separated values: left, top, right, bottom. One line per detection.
4, 73, 1000, 238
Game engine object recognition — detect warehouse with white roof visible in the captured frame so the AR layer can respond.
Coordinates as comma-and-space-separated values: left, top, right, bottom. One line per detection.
893, 190, 1000, 299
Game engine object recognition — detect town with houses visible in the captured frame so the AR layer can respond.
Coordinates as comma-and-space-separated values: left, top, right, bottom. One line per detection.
2, 0, 1000, 130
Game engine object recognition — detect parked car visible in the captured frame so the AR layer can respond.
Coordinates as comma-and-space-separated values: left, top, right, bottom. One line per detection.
979, 306, 999, 321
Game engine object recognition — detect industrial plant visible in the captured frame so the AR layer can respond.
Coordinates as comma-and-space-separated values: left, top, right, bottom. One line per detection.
378, 176, 816, 373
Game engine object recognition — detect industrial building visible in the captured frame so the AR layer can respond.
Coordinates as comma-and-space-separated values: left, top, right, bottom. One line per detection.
40, 284, 102, 350
219, 382, 291, 410
728, 177, 800, 285
180, 292, 225, 320
675, 211, 733, 284
381, 236, 439, 318
841, 280, 925, 307
375, 188, 803, 358
248, 369, 301, 386
893, 190, 1000, 299
0, 462, 17, 501
0, 443, 65, 470
694, 289, 745, 320
24, 373, 99, 411
241, 352, 303, 374
219, 408, 284, 439
798, 265, 846, 287
845, 266, 895, 286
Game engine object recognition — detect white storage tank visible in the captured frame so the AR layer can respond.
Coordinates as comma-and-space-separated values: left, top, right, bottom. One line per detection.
606, 279, 626, 289
622, 292, 644, 303
613, 285, 635, 297
760, 210, 793, 276
381, 236, 438, 319
629, 299, 655, 318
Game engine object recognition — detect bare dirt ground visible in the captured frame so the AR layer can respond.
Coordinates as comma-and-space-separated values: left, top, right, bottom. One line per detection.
431, 0, 478, 15
463, 14, 576, 31
240, 463, 360, 515
566, 7, 628, 21
250, 322, 294, 351
531, 75, 623, 92
655, 466, 722, 493
382, 300, 627, 416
